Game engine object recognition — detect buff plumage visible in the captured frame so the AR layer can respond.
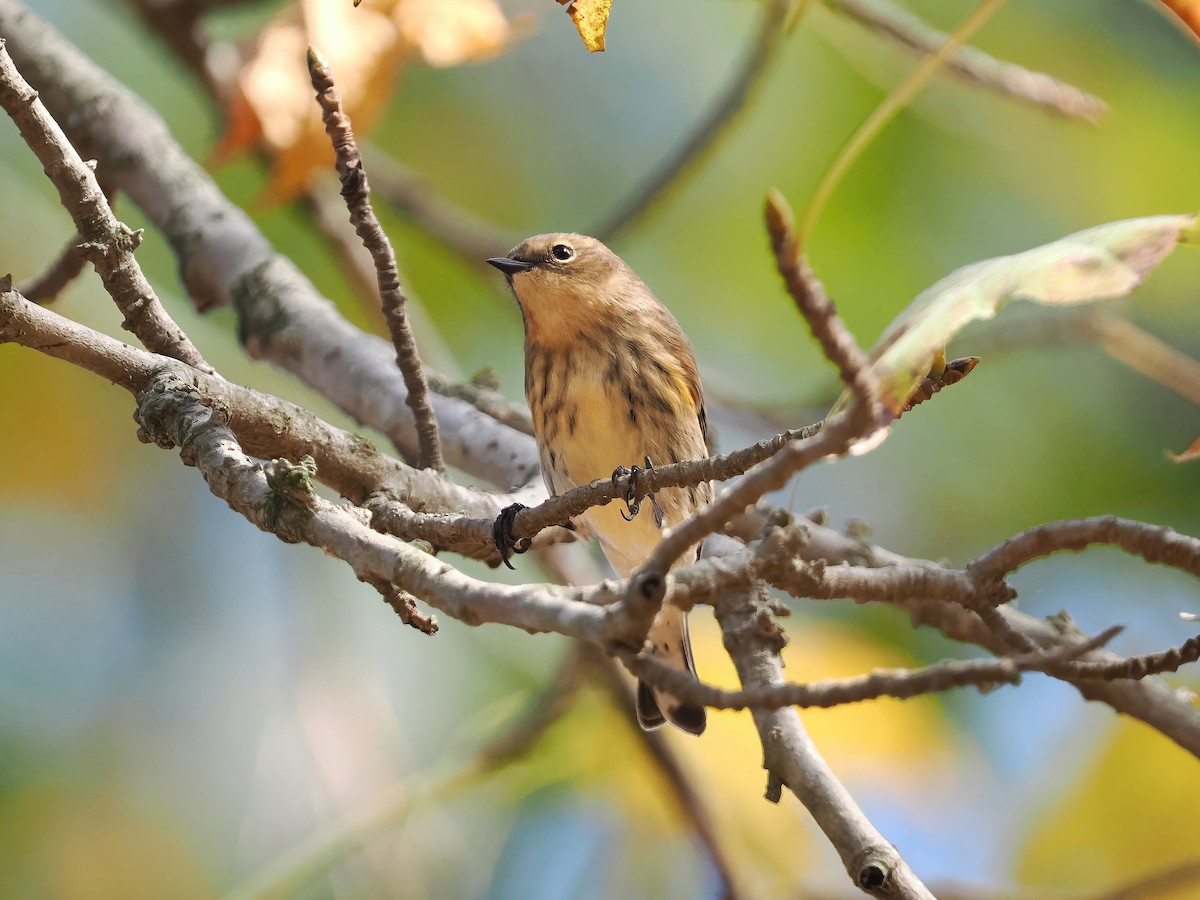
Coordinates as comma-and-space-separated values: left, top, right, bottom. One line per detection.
489, 233, 710, 735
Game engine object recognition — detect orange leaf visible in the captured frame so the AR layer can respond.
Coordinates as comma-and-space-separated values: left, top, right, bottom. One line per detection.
1167, 436, 1200, 463
1155, 0, 1200, 43
215, 0, 514, 203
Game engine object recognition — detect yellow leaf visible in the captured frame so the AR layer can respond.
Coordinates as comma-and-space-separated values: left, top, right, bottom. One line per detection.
559, 0, 612, 53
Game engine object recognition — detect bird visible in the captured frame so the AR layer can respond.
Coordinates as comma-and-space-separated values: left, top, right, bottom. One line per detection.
488, 234, 711, 735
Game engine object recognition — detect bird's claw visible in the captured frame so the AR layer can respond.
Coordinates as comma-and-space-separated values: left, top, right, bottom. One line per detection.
493, 503, 532, 570
614, 456, 656, 522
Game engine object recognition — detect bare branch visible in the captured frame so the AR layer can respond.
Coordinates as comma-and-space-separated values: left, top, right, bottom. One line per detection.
826, 0, 1109, 122
765, 189, 879, 413
968, 516, 1200, 584
132, 369, 625, 641
0, 38, 214, 374
308, 46, 445, 475
714, 583, 935, 899
0, 0, 539, 488
624, 625, 1121, 711
0, 287, 488, 514
1058, 632, 1200, 681
366, 577, 439, 635
898, 601, 1200, 758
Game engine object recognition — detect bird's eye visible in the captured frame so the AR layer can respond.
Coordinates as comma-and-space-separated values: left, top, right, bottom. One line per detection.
551, 244, 574, 262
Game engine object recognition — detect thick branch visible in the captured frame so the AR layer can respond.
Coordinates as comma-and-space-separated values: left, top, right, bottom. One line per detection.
715, 584, 935, 899
0, 0, 537, 489
0, 286, 495, 516
132, 368, 623, 641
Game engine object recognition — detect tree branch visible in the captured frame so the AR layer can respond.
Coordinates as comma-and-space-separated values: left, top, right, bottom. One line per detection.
715, 583, 935, 899
825, 0, 1109, 122
308, 46, 444, 475
968, 516, 1200, 584
624, 625, 1121, 710
0, 38, 213, 374
0, 0, 538, 489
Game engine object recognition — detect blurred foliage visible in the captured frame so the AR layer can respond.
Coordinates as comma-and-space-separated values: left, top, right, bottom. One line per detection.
1, 0, 1199, 896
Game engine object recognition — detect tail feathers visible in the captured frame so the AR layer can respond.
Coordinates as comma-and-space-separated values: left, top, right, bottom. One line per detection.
635, 607, 707, 736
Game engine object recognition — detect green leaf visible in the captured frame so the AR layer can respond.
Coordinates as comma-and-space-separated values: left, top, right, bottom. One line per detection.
867, 214, 1197, 417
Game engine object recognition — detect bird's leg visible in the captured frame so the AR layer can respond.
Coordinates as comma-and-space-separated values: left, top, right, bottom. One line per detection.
614, 456, 659, 523
493, 503, 532, 569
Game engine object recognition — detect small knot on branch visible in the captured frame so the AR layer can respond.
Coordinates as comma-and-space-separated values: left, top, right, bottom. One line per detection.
636, 571, 666, 603
851, 848, 898, 892
340, 161, 368, 200
263, 455, 318, 542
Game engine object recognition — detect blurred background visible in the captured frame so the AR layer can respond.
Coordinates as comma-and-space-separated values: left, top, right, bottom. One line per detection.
1, 0, 1199, 896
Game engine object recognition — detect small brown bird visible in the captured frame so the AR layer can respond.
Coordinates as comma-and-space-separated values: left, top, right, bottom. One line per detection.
488, 234, 711, 735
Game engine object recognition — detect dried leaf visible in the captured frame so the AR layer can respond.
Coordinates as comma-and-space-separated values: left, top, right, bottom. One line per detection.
866, 214, 1198, 418
396, 0, 513, 68
215, 0, 513, 202
1167, 436, 1200, 464
557, 0, 612, 52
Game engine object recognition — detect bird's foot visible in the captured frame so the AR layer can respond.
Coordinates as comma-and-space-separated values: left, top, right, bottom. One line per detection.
493, 503, 532, 569
613, 456, 657, 522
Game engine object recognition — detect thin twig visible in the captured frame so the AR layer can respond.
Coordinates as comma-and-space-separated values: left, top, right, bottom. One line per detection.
1056, 633, 1200, 681
968, 516, 1200, 584
298, 186, 389, 334
765, 188, 878, 409
623, 626, 1121, 711
594, 0, 790, 242
366, 577, 439, 635
0, 39, 214, 374
826, 0, 1108, 122
307, 46, 445, 474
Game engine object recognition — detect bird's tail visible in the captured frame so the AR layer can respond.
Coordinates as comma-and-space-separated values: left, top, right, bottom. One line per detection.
635, 604, 707, 735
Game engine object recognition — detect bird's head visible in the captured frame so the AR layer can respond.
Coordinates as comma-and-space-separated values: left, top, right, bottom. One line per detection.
487, 233, 639, 345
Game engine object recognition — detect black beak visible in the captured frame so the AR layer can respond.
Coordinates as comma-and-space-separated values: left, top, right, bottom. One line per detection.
487, 257, 535, 276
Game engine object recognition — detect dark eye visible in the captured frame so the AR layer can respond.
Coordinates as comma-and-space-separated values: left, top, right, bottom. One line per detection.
551, 244, 574, 262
